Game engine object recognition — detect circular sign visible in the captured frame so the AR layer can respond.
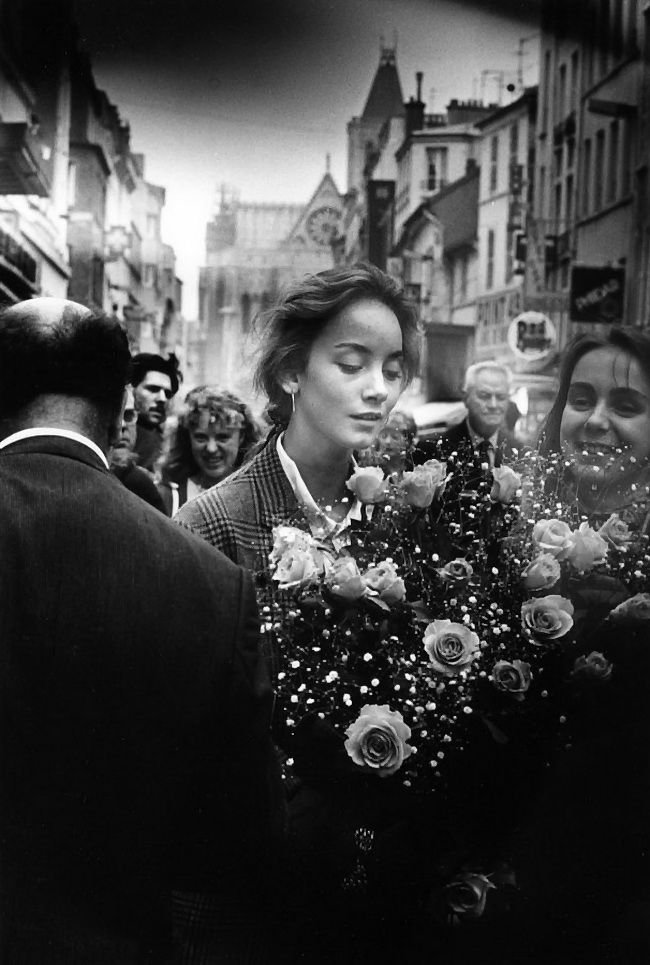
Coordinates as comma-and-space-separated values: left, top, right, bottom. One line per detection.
507, 312, 557, 365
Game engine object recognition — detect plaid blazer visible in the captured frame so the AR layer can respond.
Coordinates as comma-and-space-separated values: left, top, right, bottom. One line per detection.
175, 433, 299, 580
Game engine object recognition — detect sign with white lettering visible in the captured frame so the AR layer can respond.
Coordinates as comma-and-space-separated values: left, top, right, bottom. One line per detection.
570, 266, 625, 324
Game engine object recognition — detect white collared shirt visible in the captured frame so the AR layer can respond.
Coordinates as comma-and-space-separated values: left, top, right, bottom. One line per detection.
0, 427, 110, 469
276, 433, 363, 544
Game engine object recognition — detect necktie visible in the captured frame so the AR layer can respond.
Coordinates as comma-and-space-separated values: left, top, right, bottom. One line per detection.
477, 439, 493, 469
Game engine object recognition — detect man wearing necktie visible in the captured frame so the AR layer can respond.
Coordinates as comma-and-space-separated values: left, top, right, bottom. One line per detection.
415, 361, 518, 475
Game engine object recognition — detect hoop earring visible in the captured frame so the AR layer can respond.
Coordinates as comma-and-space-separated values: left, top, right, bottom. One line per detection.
291, 390, 296, 414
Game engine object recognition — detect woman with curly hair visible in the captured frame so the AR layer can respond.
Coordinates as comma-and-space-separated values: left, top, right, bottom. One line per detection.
157, 385, 260, 515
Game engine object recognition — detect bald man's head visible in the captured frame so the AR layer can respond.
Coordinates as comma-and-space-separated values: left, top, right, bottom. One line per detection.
0, 297, 131, 437
4, 296, 92, 327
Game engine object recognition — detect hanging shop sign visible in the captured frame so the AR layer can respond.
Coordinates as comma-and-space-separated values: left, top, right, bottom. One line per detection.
507, 311, 557, 372
570, 265, 625, 324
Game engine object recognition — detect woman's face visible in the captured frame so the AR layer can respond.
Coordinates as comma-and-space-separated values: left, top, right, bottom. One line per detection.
290, 298, 405, 456
189, 409, 242, 482
559, 346, 650, 486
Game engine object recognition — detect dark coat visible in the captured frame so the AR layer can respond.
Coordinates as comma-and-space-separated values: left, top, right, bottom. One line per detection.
112, 460, 166, 513
415, 418, 519, 471
0, 435, 283, 964
134, 420, 163, 473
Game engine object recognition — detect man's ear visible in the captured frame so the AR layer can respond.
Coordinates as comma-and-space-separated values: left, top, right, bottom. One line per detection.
108, 387, 128, 448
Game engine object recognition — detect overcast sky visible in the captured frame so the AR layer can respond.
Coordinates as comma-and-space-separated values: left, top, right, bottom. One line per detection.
73, 0, 540, 317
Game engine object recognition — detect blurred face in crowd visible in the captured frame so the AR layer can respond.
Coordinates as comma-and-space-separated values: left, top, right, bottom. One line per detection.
465, 368, 509, 439
560, 346, 650, 487
374, 412, 413, 471
134, 370, 173, 428
286, 298, 404, 458
188, 408, 242, 483
120, 386, 138, 449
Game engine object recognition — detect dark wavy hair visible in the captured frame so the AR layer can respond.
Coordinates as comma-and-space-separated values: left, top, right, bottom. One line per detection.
0, 302, 130, 423
539, 327, 650, 455
253, 262, 421, 426
160, 385, 260, 484
130, 352, 181, 396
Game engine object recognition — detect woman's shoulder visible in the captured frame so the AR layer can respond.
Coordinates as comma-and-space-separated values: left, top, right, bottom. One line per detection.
176, 436, 294, 533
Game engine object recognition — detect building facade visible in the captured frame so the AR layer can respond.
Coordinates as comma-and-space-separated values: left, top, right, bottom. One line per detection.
198, 172, 342, 392
535, 0, 644, 337
0, 0, 73, 305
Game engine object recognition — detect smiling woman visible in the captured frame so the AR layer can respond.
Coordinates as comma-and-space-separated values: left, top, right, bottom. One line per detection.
157, 385, 260, 515
539, 327, 650, 524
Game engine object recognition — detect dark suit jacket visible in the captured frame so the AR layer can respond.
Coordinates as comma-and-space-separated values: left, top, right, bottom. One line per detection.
414, 418, 518, 470
0, 436, 283, 963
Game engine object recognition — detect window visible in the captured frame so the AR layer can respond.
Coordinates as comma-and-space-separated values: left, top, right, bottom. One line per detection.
570, 51, 579, 111
565, 173, 574, 222
554, 182, 562, 222
146, 214, 158, 238
594, 129, 605, 209
509, 121, 519, 160
489, 136, 499, 193
538, 165, 546, 216
628, 0, 638, 56
67, 161, 77, 206
621, 120, 634, 195
607, 120, 619, 202
582, 138, 592, 214
599, 0, 610, 76
91, 255, 104, 308
612, 0, 623, 61
144, 264, 157, 288
557, 63, 567, 120
554, 147, 563, 179
460, 255, 468, 301
566, 138, 576, 170
542, 49, 551, 131
425, 147, 448, 191
486, 229, 495, 289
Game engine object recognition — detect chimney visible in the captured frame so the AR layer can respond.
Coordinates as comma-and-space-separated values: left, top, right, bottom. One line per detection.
446, 98, 496, 126
405, 72, 425, 136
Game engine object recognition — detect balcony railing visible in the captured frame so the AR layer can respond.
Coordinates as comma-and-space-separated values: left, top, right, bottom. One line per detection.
0, 123, 50, 197
0, 225, 37, 284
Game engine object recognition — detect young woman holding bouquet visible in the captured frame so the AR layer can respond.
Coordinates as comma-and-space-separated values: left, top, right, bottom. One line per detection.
176, 263, 427, 962
508, 327, 650, 963
176, 262, 420, 608
539, 326, 650, 528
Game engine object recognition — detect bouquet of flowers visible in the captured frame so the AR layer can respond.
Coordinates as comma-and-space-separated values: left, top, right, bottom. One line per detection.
264, 442, 650, 924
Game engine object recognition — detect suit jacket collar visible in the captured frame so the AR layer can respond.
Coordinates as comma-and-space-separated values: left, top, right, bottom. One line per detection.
0, 434, 109, 473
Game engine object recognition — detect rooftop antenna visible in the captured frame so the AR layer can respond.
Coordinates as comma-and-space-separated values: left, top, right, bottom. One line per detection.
516, 33, 540, 89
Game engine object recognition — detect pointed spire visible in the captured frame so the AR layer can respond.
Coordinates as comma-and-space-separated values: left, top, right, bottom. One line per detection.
326, 152, 331, 174
362, 42, 404, 120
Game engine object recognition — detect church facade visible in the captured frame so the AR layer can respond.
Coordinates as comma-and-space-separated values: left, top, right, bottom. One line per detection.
196, 171, 342, 393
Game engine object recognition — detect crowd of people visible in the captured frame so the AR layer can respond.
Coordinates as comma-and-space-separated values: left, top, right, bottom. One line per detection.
1, 264, 649, 963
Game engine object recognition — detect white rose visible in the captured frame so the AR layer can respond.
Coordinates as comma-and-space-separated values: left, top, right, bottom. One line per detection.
531, 518, 573, 559
344, 704, 414, 777
489, 466, 521, 504
565, 522, 608, 573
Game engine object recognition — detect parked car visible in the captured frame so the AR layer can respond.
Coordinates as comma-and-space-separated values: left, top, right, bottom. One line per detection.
410, 400, 467, 442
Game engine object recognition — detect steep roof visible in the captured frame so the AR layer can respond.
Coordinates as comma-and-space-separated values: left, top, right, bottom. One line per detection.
361, 47, 404, 121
